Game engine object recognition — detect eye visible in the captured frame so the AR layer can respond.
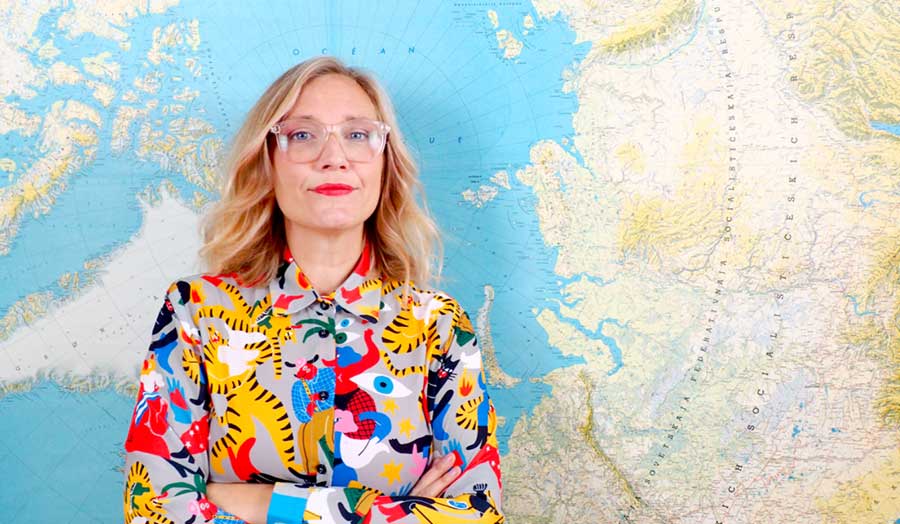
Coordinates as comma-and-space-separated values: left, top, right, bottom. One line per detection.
336, 319, 359, 343
351, 373, 413, 398
290, 130, 314, 141
346, 130, 369, 141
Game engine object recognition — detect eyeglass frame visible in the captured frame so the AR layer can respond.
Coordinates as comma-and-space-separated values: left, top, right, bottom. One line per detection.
269, 117, 392, 163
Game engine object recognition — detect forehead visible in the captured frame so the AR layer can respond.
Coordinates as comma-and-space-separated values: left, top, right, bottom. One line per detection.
285, 73, 379, 121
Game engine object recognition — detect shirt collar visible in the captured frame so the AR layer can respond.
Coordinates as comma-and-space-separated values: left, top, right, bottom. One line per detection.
268, 239, 382, 323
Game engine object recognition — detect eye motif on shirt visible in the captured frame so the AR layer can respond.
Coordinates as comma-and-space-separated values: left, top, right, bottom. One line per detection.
351, 372, 413, 398
336, 318, 360, 345
297, 316, 359, 345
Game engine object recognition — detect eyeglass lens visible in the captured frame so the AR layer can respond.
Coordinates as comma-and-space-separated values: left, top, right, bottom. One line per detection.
277, 118, 387, 162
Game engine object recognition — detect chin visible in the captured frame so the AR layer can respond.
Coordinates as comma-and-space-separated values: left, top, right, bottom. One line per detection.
311, 219, 366, 233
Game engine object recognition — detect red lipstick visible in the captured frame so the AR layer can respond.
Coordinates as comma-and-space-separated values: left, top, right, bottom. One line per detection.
312, 183, 353, 196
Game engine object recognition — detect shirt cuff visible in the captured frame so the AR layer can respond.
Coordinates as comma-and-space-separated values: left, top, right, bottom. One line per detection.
266, 483, 309, 524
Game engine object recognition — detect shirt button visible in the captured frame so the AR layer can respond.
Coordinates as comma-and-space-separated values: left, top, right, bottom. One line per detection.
316, 464, 327, 474
318, 391, 329, 400
319, 301, 331, 310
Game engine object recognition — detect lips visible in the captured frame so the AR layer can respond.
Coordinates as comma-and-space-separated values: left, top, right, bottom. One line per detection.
312, 183, 354, 196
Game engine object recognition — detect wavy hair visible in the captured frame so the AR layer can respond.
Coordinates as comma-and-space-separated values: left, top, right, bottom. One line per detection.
200, 56, 443, 289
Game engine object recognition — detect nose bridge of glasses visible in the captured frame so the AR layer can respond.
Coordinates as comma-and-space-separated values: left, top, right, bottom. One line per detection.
317, 124, 350, 161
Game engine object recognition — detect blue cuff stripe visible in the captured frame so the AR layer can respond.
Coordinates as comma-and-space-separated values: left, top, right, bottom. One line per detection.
267, 491, 309, 524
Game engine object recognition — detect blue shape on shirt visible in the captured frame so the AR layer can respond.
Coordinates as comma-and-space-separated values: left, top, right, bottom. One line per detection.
150, 329, 179, 374
336, 345, 362, 367
291, 367, 336, 424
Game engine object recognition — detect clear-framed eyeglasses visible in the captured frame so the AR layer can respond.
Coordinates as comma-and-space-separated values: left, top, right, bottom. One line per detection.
269, 117, 391, 163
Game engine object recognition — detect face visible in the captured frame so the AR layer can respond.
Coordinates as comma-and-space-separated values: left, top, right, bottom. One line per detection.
272, 73, 384, 239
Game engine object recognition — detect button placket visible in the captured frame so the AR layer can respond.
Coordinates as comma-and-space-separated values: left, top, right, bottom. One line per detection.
319, 298, 337, 486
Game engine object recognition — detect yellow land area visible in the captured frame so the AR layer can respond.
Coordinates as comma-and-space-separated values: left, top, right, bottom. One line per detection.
503, 363, 647, 523
148, 20, 200, 64
0, 102, 41, 136
136, 117, 221, 193
615, 141, 645, 175
599, 0, 699, 55
56, 0, 180, 45
37, 39, 60, 61
0, 159, 15, 172
134, 71, 164, 94
48, 62, 83, 85
0, 292, 54, 340
487, 9, 499, 29
617, 114, 728, 270
758, 1, 900, 138
82, 51, 120, 81
474, 285, 520, 389
816, 449, 900, 523
496, 29, 523, 59
0, 101, 100, 255
173, 86, 199, 101
847, 226, 900, 428
87, 80, 116, 107
523, 14, 535, 29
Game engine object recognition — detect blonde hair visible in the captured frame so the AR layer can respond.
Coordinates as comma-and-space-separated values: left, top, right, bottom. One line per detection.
200, 56, 443, 288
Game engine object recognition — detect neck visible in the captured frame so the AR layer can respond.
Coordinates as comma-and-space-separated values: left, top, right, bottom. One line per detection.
284, 222, 366, 295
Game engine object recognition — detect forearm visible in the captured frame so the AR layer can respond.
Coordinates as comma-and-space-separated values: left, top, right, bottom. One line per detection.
206, 482, 273, 524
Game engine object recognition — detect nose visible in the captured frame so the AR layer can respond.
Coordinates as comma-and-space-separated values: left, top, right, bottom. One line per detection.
316, 133, 349, 171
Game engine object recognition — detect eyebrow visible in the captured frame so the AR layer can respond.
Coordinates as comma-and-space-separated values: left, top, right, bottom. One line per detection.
287, 114, 373, 121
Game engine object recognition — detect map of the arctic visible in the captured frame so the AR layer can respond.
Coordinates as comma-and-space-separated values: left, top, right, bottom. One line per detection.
1, 1, 899, 522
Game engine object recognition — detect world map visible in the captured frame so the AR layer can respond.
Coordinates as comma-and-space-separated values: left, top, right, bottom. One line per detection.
1, 1, 899, 522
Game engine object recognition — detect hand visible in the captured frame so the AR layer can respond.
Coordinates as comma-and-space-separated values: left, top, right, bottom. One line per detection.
205, 482, 273, 524
409, 453, 462, 498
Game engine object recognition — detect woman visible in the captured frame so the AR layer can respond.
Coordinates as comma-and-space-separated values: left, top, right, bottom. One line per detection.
123, 56, 503, 524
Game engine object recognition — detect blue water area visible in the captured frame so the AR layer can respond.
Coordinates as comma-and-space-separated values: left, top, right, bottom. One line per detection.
846, 294, 876, 316
547, 298, 628, 376
858, 189, 900, 210
831, 427, 841, 433
791, 425, 800, 437
0, 381, 134, 522
871, 121, 900, 136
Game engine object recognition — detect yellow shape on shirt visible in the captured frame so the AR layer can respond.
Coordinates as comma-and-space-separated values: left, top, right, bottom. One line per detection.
382, 399, 398, 414
398, 417, 416, 439
380, 460, 403, 485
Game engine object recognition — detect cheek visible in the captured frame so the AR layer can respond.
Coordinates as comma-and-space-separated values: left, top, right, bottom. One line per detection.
365, 164, 384, 204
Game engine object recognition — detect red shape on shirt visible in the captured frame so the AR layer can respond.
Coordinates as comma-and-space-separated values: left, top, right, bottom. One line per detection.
340, 284, 362, 304
180, 415, 209, 455
228, 437, 260, 480
464, 443, 502, 490
124, 393, 169, 458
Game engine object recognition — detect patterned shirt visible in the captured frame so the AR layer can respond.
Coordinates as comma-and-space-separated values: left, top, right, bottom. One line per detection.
123, 242, 503, 524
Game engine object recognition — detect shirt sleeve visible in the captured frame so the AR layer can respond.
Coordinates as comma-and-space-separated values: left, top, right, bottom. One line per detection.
124, 282, 219, 524
265, 300, 504, 524
364, 300, 504, 523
